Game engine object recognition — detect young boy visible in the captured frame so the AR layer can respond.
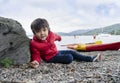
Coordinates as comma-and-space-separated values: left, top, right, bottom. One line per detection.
30, 18, 102, 68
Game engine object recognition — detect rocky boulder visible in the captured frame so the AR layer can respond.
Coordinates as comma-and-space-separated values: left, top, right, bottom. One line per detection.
0, 17, 31, 65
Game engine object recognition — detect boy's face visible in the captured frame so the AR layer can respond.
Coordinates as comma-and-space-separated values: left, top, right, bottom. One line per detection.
34, 27, 49, 40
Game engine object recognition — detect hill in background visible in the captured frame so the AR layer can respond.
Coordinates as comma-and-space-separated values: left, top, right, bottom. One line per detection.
57, 23, 120, 36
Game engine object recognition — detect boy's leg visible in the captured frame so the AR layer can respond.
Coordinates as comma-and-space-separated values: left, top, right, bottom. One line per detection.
59, 50, 93, 62
93, 53, 102, 62
47, 52, 73, 64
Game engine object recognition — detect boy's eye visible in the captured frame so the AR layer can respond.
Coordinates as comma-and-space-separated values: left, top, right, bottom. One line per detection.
36, 30, 41, 33
43, 29, 46, 31
43, 28, 48, 31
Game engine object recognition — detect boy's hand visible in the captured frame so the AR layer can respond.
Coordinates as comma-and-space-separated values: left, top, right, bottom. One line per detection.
30, 60, 39, 68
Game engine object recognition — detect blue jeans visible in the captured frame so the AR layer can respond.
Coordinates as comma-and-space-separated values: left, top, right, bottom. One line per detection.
47, 50, 93, 64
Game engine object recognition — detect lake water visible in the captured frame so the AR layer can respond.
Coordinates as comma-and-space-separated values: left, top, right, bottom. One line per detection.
29, 35, 120, 50
55, 35, 120, 50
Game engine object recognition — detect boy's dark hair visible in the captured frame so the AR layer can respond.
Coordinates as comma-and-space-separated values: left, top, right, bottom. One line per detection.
31, 18, 50, 34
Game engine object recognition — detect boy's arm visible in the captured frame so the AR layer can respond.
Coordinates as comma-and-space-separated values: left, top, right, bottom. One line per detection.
30, 43, 41, 63
54, 33, 61, 41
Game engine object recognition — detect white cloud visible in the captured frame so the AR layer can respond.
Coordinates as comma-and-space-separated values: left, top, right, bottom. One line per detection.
0, 0, 120, 35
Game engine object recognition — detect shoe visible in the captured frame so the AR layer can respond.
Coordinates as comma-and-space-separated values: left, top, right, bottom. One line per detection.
93, 53, 102, 62
30, 60, 39, 68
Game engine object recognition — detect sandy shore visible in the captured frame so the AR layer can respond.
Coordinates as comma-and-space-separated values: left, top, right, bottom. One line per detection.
0, 50, 120, 83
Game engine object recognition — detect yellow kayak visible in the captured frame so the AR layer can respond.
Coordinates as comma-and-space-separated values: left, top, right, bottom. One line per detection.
72, 40, 102, 51
67, 41, 120, 51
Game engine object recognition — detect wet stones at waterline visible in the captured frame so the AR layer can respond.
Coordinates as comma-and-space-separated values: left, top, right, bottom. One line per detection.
0, 17, 31, 65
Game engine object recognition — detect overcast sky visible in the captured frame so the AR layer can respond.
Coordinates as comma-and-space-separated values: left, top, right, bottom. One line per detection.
0, 0, 120, 35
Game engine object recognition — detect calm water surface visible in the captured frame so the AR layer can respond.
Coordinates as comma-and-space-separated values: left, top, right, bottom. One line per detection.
28, 35, 120, 50
55, 35, 120, 50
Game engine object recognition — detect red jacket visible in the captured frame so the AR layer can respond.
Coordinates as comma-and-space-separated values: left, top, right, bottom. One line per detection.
30, 31, 61, 63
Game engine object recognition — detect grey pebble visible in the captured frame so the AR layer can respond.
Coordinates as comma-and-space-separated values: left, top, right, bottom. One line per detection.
0, 50, 120, 83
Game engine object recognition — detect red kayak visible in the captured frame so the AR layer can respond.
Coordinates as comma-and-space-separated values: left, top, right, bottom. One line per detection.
86, 42, 120, 51
66, 42, 120, 51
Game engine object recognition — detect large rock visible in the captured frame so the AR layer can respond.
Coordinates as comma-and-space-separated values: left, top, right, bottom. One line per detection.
0, 17, 31, 65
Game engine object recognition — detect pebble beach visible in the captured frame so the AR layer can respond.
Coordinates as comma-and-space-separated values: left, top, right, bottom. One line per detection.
0, 50, 120, 83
